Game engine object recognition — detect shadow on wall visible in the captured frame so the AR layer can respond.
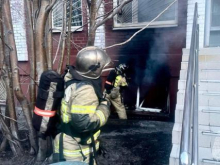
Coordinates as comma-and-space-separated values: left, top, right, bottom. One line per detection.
117, 31, 170, 111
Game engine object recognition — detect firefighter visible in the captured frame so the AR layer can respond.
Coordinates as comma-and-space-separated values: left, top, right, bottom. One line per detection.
104, 63, 129, 119
52, 47, 111, 164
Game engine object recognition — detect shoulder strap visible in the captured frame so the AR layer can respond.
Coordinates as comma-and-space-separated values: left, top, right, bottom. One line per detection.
65, 79, 103, 103
59, 133, 66, 162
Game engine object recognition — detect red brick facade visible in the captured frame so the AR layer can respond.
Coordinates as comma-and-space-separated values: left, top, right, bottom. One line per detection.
52, 3, 89, 70
104, 0, 187, 118
19, 0, 187, 118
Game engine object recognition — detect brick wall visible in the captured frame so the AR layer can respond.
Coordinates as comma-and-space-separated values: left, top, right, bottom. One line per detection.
94, 4, 105, 48
11, 0, 28, 61
104, 0, 187, 117
52, 3, 106, 70
52, 3, 89, 69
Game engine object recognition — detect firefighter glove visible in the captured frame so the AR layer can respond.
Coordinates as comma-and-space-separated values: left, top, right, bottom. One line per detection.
110, 87, 119, 99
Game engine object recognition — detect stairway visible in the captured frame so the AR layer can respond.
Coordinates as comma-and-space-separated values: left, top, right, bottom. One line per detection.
170, 47, 220, 165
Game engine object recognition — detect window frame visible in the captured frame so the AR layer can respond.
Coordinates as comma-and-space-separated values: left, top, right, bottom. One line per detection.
113, 0, 178, 30
52, 0, 83, 33
205, 0, 220, 47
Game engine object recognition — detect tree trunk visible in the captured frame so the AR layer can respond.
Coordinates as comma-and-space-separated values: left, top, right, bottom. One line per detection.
4, 70, 22, 150
46, 11, 53, 70
3, 0, 38, 154
1, 0, 23, 153
0, 105, 10, 152
34, 0, 58, 80
35, 0, 50, 81
57, 0, 67, 74
87, 30, 96, 46
87, 0, 97, 46
66, 0, 73, 65
0, 115, 19, 156
0, 137, 8, 152
0, 0, 7, 152
0, 0, 4, 70
24, 0, 36, 111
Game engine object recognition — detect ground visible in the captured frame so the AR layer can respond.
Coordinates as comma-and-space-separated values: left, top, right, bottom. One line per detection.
0, 119, 173, 165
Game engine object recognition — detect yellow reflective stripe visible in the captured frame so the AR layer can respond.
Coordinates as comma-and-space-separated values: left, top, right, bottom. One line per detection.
71, 105, 96, 114
61, 101, 69, 123
86, 130, 101, 144
114, 76, 121, 87
55, 142, 100, 157
121, 81, 127, 86
96, 110, 106, 126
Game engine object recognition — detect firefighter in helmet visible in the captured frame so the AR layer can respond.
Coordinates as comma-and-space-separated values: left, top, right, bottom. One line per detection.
52, 47, 111, 164
104, 63, 129, 119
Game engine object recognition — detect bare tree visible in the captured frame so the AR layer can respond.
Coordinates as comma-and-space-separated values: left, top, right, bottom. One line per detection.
0, 0, 178, 163
24, 0, 36, 111
2, 0, 38, 154
57, 0, 67, 74
66, 0, 73, 65
0, 0, 4, 73
86, 0, 132, 46
46, 10, 53, 70
0, 0, 23, 155
34, 0, 58, 81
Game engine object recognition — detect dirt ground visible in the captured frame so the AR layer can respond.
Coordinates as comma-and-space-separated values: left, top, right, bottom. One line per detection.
0, 119, 173, 165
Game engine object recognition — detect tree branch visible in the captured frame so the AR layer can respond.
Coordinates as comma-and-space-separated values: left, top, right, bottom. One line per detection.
17, 65, 39, 86
46, 0, 58, 12
87, 0, 91, 10
96, 0, 103, 14
95, 0, 132, 29
0, 113, 28, 142
104, 0, 177, 50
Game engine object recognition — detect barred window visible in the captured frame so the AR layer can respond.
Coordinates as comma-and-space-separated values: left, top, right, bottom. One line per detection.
52, 0, 82, 31
114, 0, 178, 29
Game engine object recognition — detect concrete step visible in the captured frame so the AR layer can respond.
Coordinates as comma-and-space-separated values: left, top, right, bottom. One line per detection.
170, 144, 216, 165
180, 70, 220, 80
203, 110, 220, 114
169, 144, 180, 165
182, 48, 220, 56
174, 105, 220, 126
177, 90, 220, 107
181, 62, 220, 70
182, 55, 220, 63
172, 124, 220, 148
201, 80, 220, 83
202, 159, 220, 164
178, 80, 220, 92
202, 131, 220, 137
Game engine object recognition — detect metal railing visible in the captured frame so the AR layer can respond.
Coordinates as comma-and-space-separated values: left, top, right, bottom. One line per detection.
180, 3, 199, 165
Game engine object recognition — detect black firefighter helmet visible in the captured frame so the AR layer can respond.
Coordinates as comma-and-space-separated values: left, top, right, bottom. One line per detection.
115, 63, 129, 75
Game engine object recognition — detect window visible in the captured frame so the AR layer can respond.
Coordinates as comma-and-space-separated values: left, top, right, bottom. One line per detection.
113, 0, 178, 29
205, 0, 220, 47
52, 0, 83, 32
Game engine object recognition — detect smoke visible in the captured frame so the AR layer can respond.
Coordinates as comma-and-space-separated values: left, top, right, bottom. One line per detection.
110, 0, 187, 109
142, 32, 170, 87
117, 29, 171, 108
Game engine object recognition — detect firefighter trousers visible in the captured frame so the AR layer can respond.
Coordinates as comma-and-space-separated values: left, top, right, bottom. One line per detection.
104, 91, 127, 119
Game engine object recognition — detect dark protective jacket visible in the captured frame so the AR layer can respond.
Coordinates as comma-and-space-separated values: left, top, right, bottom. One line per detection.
104, 70, 128, 119
54, 66, 110, 163
104, 70, 128, 93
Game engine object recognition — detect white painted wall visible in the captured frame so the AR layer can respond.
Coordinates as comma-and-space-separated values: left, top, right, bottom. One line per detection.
186, 0, 206, 48
94, 4, 105, 48
11, 0, 28, 61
